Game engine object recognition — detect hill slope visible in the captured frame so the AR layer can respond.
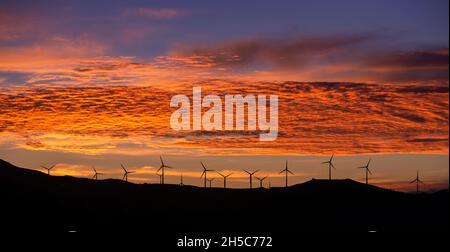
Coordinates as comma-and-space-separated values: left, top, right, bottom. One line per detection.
0, 159, 447, 233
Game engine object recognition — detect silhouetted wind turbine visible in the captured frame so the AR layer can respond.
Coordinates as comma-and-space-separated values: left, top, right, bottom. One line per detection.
207, 178, 215, 188
410, 171, 424, 193
243, 169, 259, 189
200, 161, 215, 188
179, 164, 185, 186
41, 164, 56, 175
92, 166, 103, 180
357, 159, 372, 184
255, 176, 268, 188
121, 163, 135, 182
158, 156, 172, 185
217, 172, 233, 188
279, 160, 294, 187
156, 172, 163, 184
321, 154, 336, 180
180, 174, 184, 186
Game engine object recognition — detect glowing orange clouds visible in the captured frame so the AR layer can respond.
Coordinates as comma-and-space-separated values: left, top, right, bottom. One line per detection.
0, 82, 448, 155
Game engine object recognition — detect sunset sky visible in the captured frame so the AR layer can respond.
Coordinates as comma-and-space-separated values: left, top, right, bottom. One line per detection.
0, 0, 448, 191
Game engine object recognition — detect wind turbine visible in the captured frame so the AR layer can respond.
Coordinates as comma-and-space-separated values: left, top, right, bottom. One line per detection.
156, 172, 163, 184
217, 172, 233, 188
92, 166, 103, 180
200, 161, 215, 188
321, 154, 336, 180
279, 160, 294, 187
357, 159, 372, 185
207, 178, 215, 188
121, 163, 135, 182
243, 169, 259, 189
410, 171, 424, 193
41, 164, 56, 175
255, 176, 268, 188
179, 163, 185, 186
180, 174, 184, 186
158, 156, 172, 185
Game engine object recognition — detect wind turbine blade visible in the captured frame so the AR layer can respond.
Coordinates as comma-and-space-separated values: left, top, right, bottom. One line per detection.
279, 169, 285, 174
410, 179, 417, 184
200, 170, 205, 178
121, 164, 126, 172
367, 159, 371, 167
330, 154, 334, 162
331, 163, 336, 170
49, 164, 56, 170
160, 156, 164, 166
419, 180, 425, 185
253, 170, 260, 175
243, 169, 250, 174
288, 170, 294, 175
201, 162, 207, 170
321, 161, 328, 164
367, 169, 372, 175
217, 172, 224, 177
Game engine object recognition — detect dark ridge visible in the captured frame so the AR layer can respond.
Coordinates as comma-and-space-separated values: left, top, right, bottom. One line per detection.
0, 159, 447, 233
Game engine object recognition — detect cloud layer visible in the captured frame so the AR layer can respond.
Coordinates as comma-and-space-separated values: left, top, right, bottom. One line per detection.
0, 81, 447, 155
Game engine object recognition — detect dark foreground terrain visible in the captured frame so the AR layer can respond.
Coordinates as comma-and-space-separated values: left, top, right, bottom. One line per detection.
0, 159, 447, 235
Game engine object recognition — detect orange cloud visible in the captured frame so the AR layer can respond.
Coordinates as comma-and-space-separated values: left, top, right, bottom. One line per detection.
0, 82, 447, 156
0, 35, 107, 73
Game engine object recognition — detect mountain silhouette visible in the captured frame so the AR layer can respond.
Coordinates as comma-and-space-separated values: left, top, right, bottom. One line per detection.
0, 159, 447, 233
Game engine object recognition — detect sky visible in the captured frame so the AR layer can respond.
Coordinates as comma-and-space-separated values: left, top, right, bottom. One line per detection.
0, 0, 448, 191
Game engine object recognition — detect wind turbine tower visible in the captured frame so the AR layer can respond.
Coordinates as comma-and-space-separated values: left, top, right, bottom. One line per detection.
217, 172, 233, 188
200, 161, 215, 188
41, 164, 56, 175
255, 176, 268, 188
92, 166, 103, 180
321, 154, 336, 180
410, 171, 424, 193
243, 169, 259, 189
158, 156, 172, 185
279, 160, 294, 187
121, 163, 135, 182
357, 159, 372, 185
